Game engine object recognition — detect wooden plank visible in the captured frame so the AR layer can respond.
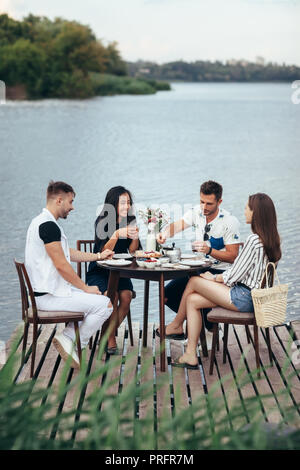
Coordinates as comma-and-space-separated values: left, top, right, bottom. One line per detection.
4, 316, 300, 446
154, 324, 174, 449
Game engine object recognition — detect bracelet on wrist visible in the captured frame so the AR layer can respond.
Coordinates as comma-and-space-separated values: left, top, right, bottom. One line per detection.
207, 246, 212, 255
97, 252, 101, 260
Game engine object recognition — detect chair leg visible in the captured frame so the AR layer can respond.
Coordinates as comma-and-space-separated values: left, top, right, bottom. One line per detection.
265, 328, 273, 366
89, 337, 93, 350
22, 321, 29, 365
30, 323, 38, 378
209, 323, 219, 375
127, 309, 134, 347
245, 325, 251, 344
223, 323, 229, 364
253, 325, 260, 378
74, 321, 82, 363
200, 325, 208, 357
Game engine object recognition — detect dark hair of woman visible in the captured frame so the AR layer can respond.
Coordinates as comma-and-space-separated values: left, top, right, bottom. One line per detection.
94, 186, 136, 251
248, 193, 281, 263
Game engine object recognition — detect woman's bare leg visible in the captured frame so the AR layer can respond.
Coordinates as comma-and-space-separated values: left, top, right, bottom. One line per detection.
117, 290, 132, 327
103, 291, 119, 349
107, 290, 132, 348
164, 276, 198, 335
176, 292, 216, 365
176, 278, 239, 364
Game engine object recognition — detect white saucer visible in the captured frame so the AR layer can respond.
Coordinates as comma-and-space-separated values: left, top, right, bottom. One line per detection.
113, 253, 133, 260
180, 259, 208, 267
100, 259, 132, 267
180, 253, 197, 259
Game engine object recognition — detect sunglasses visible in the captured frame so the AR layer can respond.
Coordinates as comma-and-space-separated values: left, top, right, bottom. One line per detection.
204, 224, 211, 241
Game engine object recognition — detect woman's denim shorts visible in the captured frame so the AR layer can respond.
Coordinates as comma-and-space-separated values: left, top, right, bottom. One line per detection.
230, 284, 254, 313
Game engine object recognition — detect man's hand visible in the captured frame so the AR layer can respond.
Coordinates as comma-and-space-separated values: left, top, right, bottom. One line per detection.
156, 232, 167, 245
192, 241, 210, 254
84, 285, 102, 295
100, 249, 114, 260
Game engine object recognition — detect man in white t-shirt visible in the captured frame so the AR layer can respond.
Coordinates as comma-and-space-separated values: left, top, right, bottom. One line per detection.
156, 180, 241, 343
25, 181, 114, 369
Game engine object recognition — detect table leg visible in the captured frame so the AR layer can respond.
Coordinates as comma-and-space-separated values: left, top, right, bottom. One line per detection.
142, 280, 150, 348
159, 273, 166, 372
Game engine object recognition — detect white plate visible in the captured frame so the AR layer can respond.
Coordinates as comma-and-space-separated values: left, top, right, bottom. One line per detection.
180, 253, 197, 259
176, 264, 190, 270
180, 260, 209, 267
113, 253, 133, 260
104, 259, 132, 267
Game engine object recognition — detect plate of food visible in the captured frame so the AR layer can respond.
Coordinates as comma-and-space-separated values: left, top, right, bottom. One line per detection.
113, 253, 133, 260
136, 258, 160, 268
134, 250, 162, 259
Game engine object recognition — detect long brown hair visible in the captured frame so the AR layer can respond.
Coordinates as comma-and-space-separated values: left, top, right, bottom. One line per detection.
248, 193, 281, 263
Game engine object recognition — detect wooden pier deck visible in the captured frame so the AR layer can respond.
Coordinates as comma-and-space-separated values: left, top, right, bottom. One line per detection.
4, 320, 300, 448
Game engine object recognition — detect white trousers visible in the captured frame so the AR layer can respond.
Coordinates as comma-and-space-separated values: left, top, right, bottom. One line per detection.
36, 287, 113, 347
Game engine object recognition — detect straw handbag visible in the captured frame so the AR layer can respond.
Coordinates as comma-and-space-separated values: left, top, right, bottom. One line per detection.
251, 262, 288, 327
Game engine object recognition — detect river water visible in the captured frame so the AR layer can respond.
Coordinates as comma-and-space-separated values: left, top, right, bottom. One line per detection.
0, 82, 299, 342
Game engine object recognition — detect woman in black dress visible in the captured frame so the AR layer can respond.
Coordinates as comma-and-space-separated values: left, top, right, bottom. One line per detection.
87, 186, 140, 354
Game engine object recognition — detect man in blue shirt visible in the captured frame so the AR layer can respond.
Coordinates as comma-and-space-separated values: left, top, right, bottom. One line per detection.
156, 180, 241, 346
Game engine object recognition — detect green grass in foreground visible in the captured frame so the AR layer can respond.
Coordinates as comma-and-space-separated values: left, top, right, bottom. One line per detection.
0, 334, 299, 450
90, 72, 171, 96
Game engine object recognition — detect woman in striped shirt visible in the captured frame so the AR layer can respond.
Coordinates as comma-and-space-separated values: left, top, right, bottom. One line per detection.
172, 193, 281, 370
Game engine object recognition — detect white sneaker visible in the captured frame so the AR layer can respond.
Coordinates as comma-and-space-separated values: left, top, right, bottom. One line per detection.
52, 333, 81, 369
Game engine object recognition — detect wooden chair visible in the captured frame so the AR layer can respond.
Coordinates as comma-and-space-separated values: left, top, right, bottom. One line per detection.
207, 270, 274, 377
76, 240, 134, 346
14, 260, 84, 378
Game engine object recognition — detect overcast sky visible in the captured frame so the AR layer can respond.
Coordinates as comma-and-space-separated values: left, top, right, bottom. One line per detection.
1, 0, 300, 65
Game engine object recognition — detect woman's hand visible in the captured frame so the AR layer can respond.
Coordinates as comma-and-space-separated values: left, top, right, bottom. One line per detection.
116, 227, 129, 239
127, 225, 139, 240
200, 271, 215, 281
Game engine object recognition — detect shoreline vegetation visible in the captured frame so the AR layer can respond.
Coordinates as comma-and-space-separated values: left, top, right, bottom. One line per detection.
0, 14, 171, 100
127, 59, 300, 84
1, 14, 299, 101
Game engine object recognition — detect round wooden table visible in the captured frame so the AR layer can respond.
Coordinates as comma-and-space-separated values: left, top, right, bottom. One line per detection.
99, 258, 212, 372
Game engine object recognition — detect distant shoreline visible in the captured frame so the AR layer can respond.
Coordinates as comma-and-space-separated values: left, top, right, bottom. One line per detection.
127, 59, 300, 84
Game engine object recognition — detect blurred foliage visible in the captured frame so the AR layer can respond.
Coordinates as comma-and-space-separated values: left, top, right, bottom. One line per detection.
127, 59, 300, 83
0, 14, 136, 99
0, 334, 299, 450
90, 73, 171, 96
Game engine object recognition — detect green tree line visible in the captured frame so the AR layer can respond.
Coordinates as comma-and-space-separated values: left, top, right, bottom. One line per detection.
127, 59, 300, 83
0, 14, 170, 99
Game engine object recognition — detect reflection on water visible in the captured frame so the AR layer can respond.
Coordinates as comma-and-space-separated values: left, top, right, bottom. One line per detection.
0, 83, 299, 342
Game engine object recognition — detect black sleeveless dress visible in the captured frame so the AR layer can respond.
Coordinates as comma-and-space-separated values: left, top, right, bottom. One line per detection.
86, 227, 134, 294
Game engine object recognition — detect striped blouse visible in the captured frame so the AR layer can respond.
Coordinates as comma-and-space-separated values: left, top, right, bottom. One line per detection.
222, 234, 268, 289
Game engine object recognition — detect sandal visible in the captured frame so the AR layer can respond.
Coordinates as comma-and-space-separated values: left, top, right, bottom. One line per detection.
105, 345, 120, 355
155, 328, 185, 341
171, 357, 198, 370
